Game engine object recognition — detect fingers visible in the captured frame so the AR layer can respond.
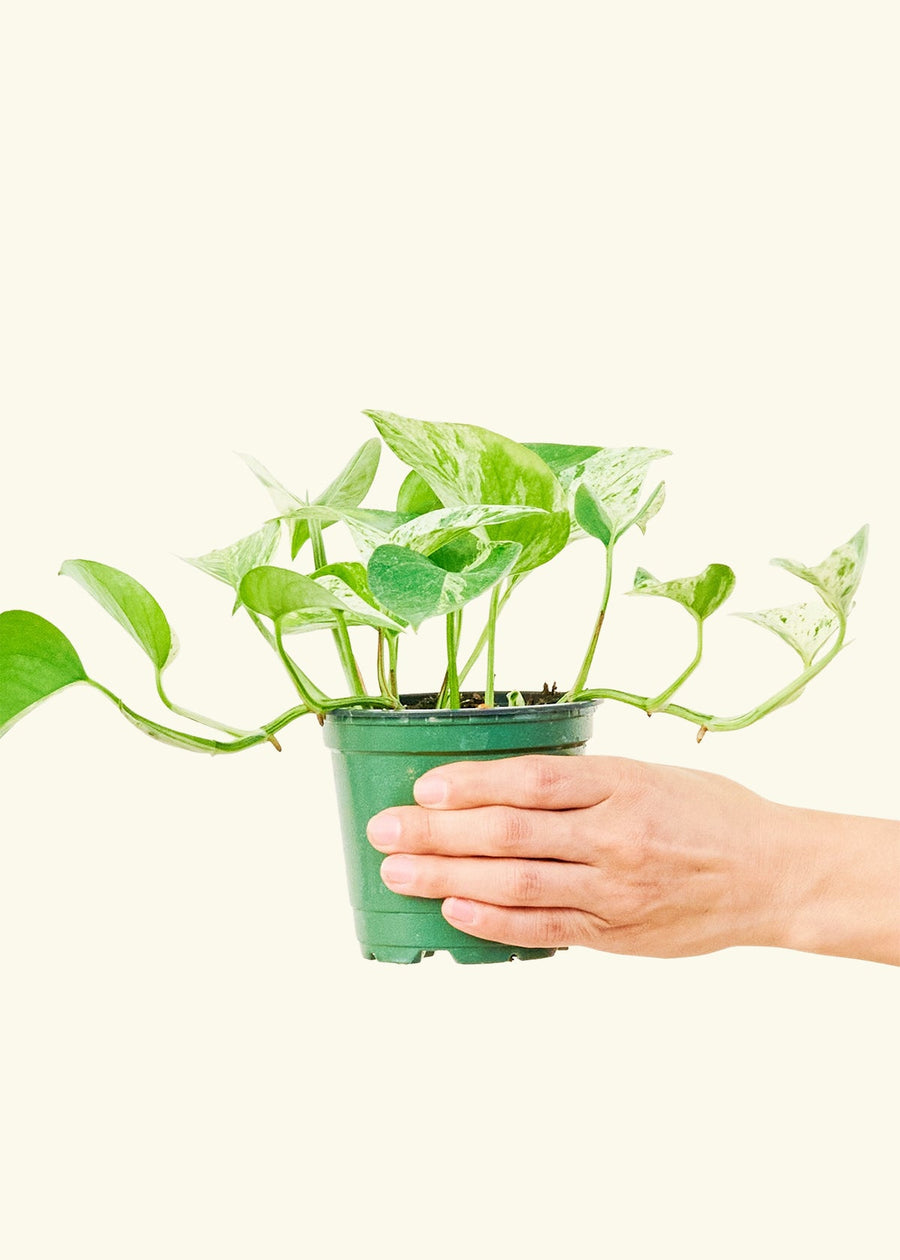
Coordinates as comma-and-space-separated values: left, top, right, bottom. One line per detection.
380, 852, 603, 913
411, 754, 633, 811
441, 898, 602, 949
367, 801, 599, 864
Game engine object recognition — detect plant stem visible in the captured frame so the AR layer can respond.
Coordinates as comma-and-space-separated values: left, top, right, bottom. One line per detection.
485, 584, 501, 707
387, 633, 399, 698
563, 542, 615, 700
643, 615, 703, 713
87, 680, 288, 753
308, 514, 367, 695
459, 575, 522, 685
576, 610, 848, 736
247, 608, 278, 651
445, 610, 461, 708
274, 623, 332, 713
154, 670, 263, 739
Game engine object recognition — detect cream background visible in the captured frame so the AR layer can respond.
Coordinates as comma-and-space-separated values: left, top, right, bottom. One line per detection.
1, 4, 898, 1257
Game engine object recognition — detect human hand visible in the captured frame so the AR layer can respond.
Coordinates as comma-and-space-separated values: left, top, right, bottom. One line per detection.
366, 755, 900, 963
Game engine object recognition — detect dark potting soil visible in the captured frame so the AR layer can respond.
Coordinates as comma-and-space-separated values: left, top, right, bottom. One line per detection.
404, 683, 564, 710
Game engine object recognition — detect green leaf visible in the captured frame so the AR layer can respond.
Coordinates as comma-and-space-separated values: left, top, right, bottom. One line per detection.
630, 563, 736, 621
564, 446, 671, 542
0, 611, 89, 737
397, 470, 442, 515
365, 410, 569, 574
184, 520, 281, 611
60, 559, 175, 672
735, 602, 840, 668
388, 504, 550, 557
281, 563, 406, 634
771, 526, 868, 615
367, 541, 522, 630
242, 439, 381, 559
239, 566, 355, 624
573, 484, 613, 546
523, 444, 602, 475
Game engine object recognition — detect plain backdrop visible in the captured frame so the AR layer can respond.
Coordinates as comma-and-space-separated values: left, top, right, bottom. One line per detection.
1, 4, 897, 1258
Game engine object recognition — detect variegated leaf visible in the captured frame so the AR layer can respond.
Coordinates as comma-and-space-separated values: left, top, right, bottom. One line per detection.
184, 520, 282, 611
735, 602, 839, 667
365, 411, 569, 574
630, 563, 736, 621
367, 541, 522, 630
241, 439, 381, 558
566, 446, 671, 542
771, 526, 868, 615
388, 504, 549, 557
282, 563, 406, 634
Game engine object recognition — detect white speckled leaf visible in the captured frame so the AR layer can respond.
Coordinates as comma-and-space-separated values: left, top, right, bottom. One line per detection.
523, 444, 603, 475
281, 562, 406, 634
631, 481, 666, 535
735, 602, 839, 667
388, 505, 549, 557
184, 521, 282, 611
367, 541, 522, 630
630, 563, 736, 621
365, 411, 569, 573
567, 447, 671, 541
771, 526, 868, 615
241, 440, 381, 558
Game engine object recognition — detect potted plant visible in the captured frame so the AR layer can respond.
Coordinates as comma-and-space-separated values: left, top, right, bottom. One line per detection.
0, 410, 868, 963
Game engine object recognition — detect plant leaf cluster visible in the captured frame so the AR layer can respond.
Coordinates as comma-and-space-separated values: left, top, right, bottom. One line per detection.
0, 410, 868, 751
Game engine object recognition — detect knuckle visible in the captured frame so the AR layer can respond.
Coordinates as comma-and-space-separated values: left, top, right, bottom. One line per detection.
492, 806, 533, 853
521, 755, 569, 804
504, 860, 544, 904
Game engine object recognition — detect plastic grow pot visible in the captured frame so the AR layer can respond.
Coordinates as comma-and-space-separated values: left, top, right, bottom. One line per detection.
322, 694, 598, 964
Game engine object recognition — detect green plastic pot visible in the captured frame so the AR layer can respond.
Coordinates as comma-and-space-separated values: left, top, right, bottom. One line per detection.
323, 694, 598, 964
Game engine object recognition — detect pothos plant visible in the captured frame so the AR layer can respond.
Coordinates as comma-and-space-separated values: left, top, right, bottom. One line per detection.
0, 410, 867, 751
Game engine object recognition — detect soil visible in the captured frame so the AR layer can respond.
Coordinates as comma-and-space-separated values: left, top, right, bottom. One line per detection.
404, 682, 564, 710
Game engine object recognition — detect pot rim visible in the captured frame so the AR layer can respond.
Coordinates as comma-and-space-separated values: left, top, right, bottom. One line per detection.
325, 691, 601, 724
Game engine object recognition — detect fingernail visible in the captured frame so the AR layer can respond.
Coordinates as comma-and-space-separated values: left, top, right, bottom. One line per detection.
381, 855, 415, 888
367, 813, 402, 849
414, 774, 447, 805
443, 898, 477, 926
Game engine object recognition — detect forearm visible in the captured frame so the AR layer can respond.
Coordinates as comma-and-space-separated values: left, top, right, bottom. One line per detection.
772, 804, 900, 966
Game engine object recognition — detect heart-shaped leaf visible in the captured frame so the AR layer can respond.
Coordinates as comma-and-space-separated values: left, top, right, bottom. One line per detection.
242, 439, 381, 559
367, 541, 522, 630
365, 411, 569, 574
281, 563, 406, 634
630, 563, 736, 621
184, 520, 281, 611
239, 566, 355, 625
60, 559, 175, 672
735, 602, 840, 668
397, 470, 442, 515
573, 483, 614, 545
565, 447, 671, 542
0, 611, 88, 737
771, 526, 868, 616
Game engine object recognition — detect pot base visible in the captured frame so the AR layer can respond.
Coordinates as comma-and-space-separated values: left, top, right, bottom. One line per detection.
360, 944, 557, 964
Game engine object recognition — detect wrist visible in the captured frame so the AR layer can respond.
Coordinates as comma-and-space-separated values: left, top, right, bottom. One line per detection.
769, 803, 900, 965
